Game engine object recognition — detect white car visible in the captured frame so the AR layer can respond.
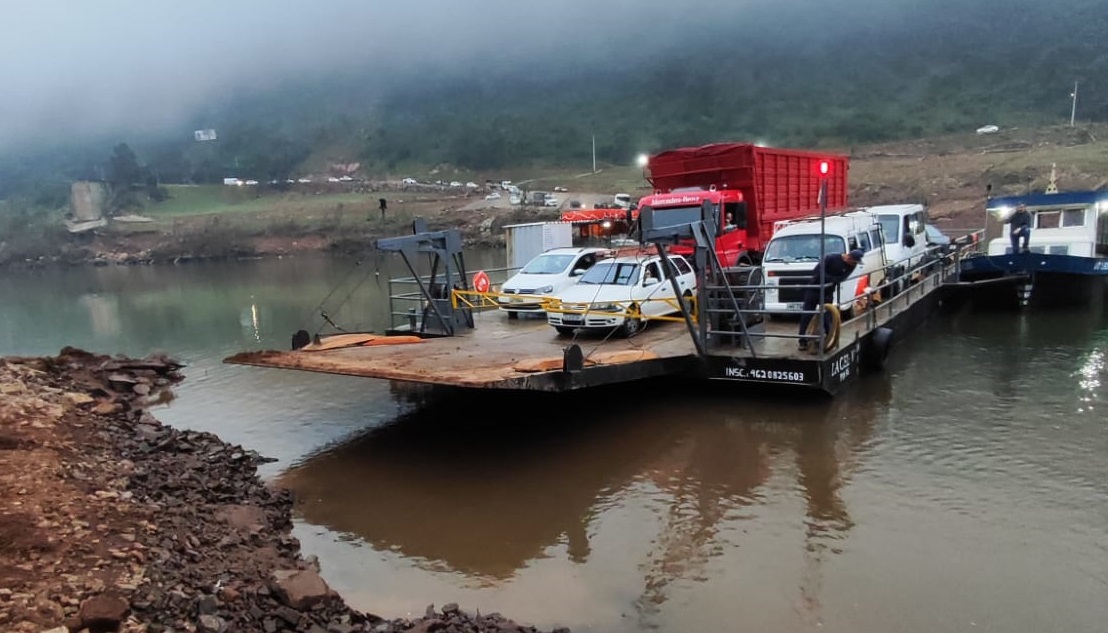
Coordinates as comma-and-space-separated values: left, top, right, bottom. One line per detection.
547, 253, 697, 337
465, 182, 478, 189
485, 192, 501, 200
499, 247, 611, 318
401, 177, 418, 185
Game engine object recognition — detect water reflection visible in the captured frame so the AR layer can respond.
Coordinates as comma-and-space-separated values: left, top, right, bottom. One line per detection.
277, 377, 890, 625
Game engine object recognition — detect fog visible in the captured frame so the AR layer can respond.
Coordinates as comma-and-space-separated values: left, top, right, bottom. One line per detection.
0, 0, 1074, 155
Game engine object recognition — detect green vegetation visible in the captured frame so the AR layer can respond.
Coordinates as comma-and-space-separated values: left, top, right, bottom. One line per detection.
1, 0, 1106, 217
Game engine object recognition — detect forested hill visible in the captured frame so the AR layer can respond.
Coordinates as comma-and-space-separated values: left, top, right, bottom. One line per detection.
2, 0, 1106, 197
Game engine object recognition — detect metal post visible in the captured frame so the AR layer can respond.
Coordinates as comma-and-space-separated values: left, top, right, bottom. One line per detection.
1070, 81, 1078, 127
817, 178, 828, 354
592, 135, 597, 173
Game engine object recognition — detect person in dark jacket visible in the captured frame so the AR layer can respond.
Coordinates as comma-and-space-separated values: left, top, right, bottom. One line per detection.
797, 249, 864, 350
1009, 204, 1032, 253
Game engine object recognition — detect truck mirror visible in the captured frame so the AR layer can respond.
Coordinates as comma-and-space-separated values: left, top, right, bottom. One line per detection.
904, 234, 916, 248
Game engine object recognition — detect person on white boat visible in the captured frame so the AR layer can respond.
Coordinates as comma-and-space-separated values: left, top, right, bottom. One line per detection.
1010, 204, 1031, 253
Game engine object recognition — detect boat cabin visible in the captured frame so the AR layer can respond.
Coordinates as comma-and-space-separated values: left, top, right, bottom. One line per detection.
986, 191, 1108, 257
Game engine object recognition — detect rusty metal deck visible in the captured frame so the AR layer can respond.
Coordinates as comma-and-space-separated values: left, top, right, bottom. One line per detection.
225, 316, 700, 392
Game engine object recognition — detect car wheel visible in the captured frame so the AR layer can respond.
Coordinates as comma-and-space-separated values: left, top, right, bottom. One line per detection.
620, 303, 643, 337
507, 311, 519, 320
555, 326, 576, 336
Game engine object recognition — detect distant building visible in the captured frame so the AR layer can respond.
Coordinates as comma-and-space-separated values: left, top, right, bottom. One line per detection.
67, 181, 108, 233
194, 129, 218, 142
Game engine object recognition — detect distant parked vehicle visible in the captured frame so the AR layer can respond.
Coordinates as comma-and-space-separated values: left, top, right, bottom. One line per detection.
976, 125, 999, 135
402, 177, 418, 185
485, 192, 501, 200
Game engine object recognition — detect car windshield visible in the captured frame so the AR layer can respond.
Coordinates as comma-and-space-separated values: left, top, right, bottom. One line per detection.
577, 261, 640, 286
925, 224, 945, 241
877, 215, 900, 245
520, 254, 574, 274
763, 235, 846, 263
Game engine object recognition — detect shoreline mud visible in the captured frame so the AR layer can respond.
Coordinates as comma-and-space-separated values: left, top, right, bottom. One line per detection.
0, 348, 568, 633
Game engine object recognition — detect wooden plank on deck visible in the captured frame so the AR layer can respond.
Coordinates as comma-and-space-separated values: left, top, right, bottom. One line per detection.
224, 316, 699, 390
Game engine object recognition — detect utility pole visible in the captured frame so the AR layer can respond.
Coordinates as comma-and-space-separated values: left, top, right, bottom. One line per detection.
1070, 81, 1078, 127
591, 134, 597, 174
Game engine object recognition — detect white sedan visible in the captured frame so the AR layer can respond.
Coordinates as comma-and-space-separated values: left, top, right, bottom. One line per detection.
547, 253, 697, 337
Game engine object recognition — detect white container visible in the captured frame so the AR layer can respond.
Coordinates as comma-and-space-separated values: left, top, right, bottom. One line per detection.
504, 222, 573, 270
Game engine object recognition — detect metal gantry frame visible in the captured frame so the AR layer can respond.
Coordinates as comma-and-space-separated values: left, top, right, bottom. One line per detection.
375, 218, 474, 336
637, 200, 760, 357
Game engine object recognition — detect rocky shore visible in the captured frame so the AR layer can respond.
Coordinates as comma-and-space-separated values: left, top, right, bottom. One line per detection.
0, 348, 568, 633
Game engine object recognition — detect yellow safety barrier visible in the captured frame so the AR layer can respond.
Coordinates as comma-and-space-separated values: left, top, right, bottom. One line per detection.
450, 289, 698, 323
451, 289, 555, 311
544, 296, 698, 323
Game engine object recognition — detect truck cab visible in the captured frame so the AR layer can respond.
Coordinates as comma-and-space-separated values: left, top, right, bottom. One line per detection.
637, 188, 749, 266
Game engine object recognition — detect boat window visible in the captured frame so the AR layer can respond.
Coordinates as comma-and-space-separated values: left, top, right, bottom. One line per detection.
1062, 209, 1085, 227
1036, 211, 1061, 229
1097, 215, 1108, 255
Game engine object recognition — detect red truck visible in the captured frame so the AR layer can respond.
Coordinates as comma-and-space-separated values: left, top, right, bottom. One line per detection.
638, 143, 849, 266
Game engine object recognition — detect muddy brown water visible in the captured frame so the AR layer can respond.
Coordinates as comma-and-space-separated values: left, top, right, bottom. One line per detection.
1, 253, 1106, 632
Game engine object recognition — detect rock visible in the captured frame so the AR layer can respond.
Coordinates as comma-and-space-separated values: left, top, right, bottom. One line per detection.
92, 402, 120, 415
197, 614, 227, 633
441, 603, 459, 615
271, 569, 332, 610
408, 619, 445, 633
79, 593, 130, 631
40, 627, 69, 633
196, 594, 218, 615
275, 605, 302, 626
63, 392, 94, 406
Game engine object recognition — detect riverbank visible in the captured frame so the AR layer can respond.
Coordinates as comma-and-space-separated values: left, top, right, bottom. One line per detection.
0, 349, 568, 633
0, 200, 561, 270
3, 123, 1105, 271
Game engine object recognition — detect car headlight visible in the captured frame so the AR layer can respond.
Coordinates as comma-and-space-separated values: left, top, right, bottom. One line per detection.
537, 285, 554, 294
592, 303, 620, 312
